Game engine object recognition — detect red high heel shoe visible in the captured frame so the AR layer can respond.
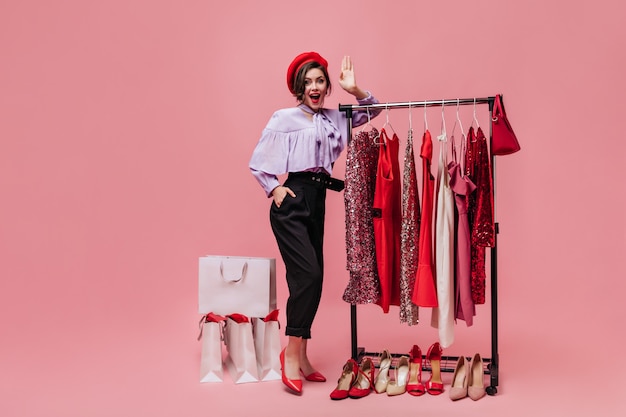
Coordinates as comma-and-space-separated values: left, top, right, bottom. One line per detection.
406, 345, 425, 396
280, 349, 303, 394
330, 359, 358, 400
348, 358, 375, 399
425, 342, 444, 395
301, 369, 326, 382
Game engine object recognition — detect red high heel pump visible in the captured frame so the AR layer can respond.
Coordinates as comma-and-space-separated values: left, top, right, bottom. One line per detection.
425, 342, 444, 395
280, 349, 303, 394
348, 358, 375, 399
330, 359, 358, 400
406, 345, 425, 396
301, 369, 326, 382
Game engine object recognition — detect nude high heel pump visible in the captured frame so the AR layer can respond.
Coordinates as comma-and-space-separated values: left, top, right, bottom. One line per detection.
468, 353, 486, 401
386, 356, 410, 396
406, 345, 425, 396
449, 356, 469, 400
374, 349, 392, 394
425, 342, 444, 395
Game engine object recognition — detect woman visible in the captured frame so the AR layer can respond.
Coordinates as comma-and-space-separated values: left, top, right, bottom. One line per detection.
249, 51, 379, 394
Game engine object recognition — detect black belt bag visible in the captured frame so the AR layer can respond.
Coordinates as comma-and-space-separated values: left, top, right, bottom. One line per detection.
288, 172, 345, 192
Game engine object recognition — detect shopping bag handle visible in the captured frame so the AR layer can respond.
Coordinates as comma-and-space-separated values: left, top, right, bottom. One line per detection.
220, 260, 248, 283
197, 313, 226, 341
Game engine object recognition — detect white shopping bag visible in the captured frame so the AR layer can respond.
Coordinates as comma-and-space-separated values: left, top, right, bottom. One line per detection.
252, 310, 281, 382
223, 314, 260, 384
198, 313, 226, 383
198, 255, 276, 317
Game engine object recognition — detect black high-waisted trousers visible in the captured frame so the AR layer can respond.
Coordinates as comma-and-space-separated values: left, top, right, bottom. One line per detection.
270, 172, 327, 339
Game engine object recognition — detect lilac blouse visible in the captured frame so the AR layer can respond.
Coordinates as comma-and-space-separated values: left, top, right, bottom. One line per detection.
249, 93, 380, 196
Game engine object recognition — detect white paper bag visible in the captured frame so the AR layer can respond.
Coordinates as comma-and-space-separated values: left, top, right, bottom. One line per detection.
252, 310, 281, 382
198, 255, 276, 317
223, 314, 259, 384
198, 313, 225, 383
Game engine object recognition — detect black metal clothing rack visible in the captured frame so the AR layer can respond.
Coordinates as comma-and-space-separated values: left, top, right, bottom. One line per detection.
339, 96, 499, 395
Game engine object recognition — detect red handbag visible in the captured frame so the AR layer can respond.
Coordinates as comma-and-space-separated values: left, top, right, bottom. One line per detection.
491, 94, 520, 155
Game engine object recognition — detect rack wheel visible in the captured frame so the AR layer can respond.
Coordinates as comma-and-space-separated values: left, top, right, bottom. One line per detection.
486, 386, 497, 396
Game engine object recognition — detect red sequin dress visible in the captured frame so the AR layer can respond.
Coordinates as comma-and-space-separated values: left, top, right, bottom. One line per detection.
343, 128, 381, 305
464, 127, 494, 304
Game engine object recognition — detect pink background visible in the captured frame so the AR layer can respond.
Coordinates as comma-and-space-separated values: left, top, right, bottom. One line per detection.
1, 1, 625, 416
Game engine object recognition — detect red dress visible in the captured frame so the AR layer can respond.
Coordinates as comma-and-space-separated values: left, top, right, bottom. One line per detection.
465, 127, 494, 304
373, 129, 402, 313
412, 130, 438, 307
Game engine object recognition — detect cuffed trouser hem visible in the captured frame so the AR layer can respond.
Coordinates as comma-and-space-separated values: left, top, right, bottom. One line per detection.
285, 327, 311, 339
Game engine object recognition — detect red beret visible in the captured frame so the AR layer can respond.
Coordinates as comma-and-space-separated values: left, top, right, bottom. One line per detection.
286, 51, 329, 94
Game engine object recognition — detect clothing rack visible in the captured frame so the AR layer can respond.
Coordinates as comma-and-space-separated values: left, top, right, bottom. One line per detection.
339, 96, 499, 395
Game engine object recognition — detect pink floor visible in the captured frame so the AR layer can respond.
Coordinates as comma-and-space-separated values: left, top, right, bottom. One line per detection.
2, 1, 625, 416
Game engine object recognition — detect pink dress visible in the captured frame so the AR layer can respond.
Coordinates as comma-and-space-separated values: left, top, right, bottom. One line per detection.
449, 159, 476, 325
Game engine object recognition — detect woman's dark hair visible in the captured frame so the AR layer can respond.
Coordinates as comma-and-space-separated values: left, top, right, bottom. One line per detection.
293, 61, 332, 102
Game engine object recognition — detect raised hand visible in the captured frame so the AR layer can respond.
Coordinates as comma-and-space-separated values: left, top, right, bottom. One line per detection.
338, 55, 368, 100
338, 55, 357, 92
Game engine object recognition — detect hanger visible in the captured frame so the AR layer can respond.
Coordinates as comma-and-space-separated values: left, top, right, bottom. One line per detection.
423, 101, 429, 132
359, 108, 381, 145
472, 97, 480, 129
456, 98, 465, 137
450, 98, 460, 139
455, 99, 468, 168
449, 99, 463, 162
381, 104, 397, 137
407, 101, 414, 143
364, 108, 384, 145
438, 99, 447, 142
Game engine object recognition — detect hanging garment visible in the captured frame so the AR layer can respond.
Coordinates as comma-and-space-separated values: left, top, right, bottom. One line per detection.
399, 128, 420, 325
412, 130, 438, 307
431, 133, 455, 347
465, 127, 494, 305
449, 157, 476, 326
343, 128, 381, 305
373, 129, 402, 313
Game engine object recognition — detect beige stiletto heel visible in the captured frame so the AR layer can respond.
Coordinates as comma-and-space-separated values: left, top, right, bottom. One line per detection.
386, 356, 410, 396
468, 353, 486, 400
449, 356, 469, 400
374, 349, 392, 393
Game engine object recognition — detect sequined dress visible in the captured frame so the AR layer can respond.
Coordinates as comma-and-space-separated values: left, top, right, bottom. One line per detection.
343, 128, 381, 304
465, 127, 494, 305
399, 128, 420, 325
